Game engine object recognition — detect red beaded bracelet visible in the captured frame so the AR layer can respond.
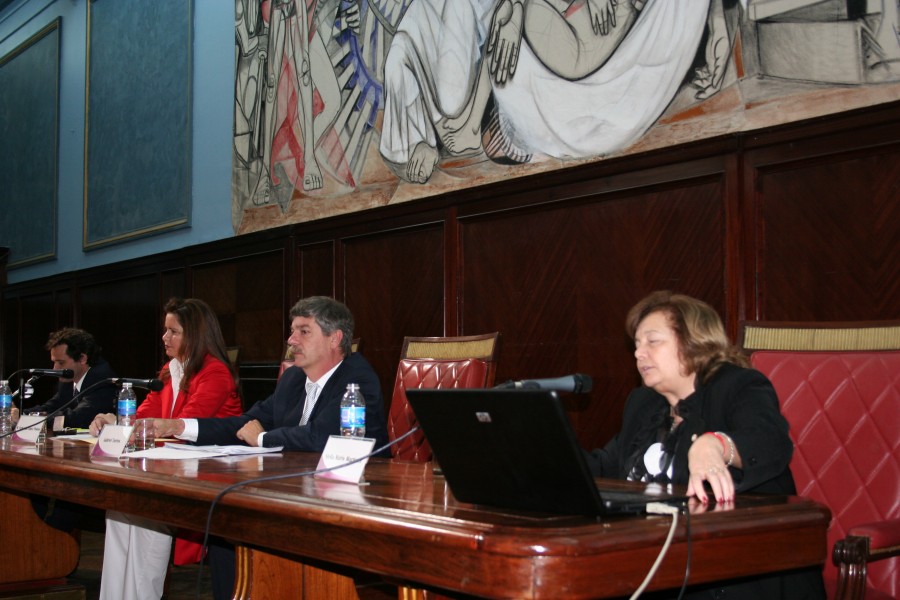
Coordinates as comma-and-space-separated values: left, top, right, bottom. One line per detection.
705, 431, 736, 467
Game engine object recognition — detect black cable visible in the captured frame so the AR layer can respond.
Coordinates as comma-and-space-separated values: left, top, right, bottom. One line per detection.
674, 503, 692, 600
193, 425, 423, 599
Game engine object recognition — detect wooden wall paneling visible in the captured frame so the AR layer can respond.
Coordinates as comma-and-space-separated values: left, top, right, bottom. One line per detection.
746, 117, 900, 321
191, 251, 286, 409
54, 289, 73, 333
723, 151, 749, 341
342, 225, 445, 410
459, 165, 728, 450
3, 102, 899, 445
159, 269, 187, 309
16, 291, 59, 405
444, 207, 460, 335
0, 248, 7, 378
192, 251, 285, 364
1, 296, 17, 381
78, 275, 160, 402
298, 242, 335, 300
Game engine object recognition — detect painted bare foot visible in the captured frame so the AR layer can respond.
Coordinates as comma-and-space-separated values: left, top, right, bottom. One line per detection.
250, 163, 271, 205
303, 159, 323, 191
406, 142, 439, 183
438, 115, 483, 156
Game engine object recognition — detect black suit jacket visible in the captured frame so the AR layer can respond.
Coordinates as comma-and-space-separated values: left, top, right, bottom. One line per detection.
28, 358, 118, 429
195, 352, 389, 454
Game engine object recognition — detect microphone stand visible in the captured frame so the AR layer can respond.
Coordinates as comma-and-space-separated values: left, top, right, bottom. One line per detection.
11, 375, 38, 411
1, 379, 113, 441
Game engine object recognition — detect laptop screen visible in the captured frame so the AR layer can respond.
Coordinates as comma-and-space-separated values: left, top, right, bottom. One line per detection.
405, 388, 608, 515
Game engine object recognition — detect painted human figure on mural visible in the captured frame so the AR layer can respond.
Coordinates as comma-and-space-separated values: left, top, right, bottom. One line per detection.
233, 0, 268, 203
262, 0, 341, 196
865, 0, 900, 79
487, 0, 719, 160
378, 0, 734, 183
378, 0, 499, 184
322, 0, 413, 185
232, 0, 900, 220
233, 0, 413, 207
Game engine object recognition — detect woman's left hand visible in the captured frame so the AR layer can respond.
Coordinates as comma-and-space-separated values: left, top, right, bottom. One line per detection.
686, 433, 735, 504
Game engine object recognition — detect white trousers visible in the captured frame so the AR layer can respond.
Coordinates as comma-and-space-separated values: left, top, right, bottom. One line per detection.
100, 510, 173, 600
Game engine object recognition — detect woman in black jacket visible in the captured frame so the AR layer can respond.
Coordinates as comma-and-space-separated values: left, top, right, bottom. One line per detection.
586, 290, 825, 600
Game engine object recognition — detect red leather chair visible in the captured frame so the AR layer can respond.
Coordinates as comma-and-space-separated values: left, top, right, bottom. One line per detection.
388, 333, 500, 462
739, 321, 900, 600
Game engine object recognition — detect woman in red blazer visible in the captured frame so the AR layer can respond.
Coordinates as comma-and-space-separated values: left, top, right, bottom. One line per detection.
94, 297, 242, 600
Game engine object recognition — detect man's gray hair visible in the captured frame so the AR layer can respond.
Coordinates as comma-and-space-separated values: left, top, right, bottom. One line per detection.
290, 296, 354, 356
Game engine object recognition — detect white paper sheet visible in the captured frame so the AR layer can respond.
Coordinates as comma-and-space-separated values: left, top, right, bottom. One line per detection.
126, 442, 284, 460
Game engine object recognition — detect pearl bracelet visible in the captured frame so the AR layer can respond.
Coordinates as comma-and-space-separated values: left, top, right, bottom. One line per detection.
714, 431, 736, 467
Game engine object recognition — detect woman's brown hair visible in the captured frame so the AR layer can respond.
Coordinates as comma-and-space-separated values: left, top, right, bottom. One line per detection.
626, 290, 749, 383
163, 297, 235, 391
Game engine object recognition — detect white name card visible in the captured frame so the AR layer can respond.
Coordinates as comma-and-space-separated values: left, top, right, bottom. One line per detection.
91, 425, 133, 457
13, 414, 46, 442
315, 435, 376, 484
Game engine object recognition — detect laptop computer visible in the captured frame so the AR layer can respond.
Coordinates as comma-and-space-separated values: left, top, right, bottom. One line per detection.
405, 388, 685, 516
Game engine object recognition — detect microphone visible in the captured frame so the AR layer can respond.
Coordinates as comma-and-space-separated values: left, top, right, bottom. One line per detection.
28, 368, 75, 378
109, 377, 164, 392
496, 373, 593, 393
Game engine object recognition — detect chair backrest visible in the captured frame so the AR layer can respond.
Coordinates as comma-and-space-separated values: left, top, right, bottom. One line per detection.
739, 321, 900, 597
388, 333, 500, 462
226, 346, 240, 365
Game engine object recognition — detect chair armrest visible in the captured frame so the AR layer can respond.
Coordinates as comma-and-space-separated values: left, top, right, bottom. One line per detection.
832, 518, 900, 600
847, 518, 900, 558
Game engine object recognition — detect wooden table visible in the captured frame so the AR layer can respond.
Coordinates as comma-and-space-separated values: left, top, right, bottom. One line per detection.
0, 437, 830, 599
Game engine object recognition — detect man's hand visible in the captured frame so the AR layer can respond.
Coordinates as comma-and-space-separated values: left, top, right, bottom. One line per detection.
89, 413, 116, 437
236, 419, 265, 447
152, 418, 186, 438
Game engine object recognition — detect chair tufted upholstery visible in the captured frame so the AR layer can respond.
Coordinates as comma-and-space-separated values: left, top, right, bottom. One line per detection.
387, 333, 499, 462
389, 358, 489, 462
741, 321, 900, 600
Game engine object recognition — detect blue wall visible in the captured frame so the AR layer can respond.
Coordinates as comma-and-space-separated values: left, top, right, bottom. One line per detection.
1, 0, 234, 285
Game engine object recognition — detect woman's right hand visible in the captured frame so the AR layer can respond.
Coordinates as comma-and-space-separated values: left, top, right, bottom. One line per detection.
89, 413, 117, 437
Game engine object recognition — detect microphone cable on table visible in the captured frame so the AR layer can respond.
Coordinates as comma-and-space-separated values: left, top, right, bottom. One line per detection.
630, 501, 692, 600
194, 426, 423, 599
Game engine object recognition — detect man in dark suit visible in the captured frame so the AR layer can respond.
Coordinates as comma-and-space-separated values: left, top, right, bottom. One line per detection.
27, 327, 117, 430
153, 296, 388, 600
155, 295, 388, 450
25, 328, 116, 531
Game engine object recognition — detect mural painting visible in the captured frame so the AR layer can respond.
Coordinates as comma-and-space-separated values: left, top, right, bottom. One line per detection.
232, 0, 900, 233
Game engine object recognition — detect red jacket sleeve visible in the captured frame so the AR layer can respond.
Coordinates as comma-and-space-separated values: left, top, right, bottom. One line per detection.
171, 355, 242, 419
135, 364, 172, 419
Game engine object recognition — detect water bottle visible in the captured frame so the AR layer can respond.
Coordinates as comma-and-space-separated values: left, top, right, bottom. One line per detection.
339, 383, 365, 437
117, 383, 137, 450
0, 380, 12, 437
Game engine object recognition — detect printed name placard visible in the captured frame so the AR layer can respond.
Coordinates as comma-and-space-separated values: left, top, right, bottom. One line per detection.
91, 425, 132, 457
315, 435, 376, 484
13, 414, 46, 442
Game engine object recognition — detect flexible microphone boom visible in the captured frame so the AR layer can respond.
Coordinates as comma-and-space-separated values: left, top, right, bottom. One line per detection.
109, 377, 164, 392
495, 373, 593, 393
28, 368, 75, 378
